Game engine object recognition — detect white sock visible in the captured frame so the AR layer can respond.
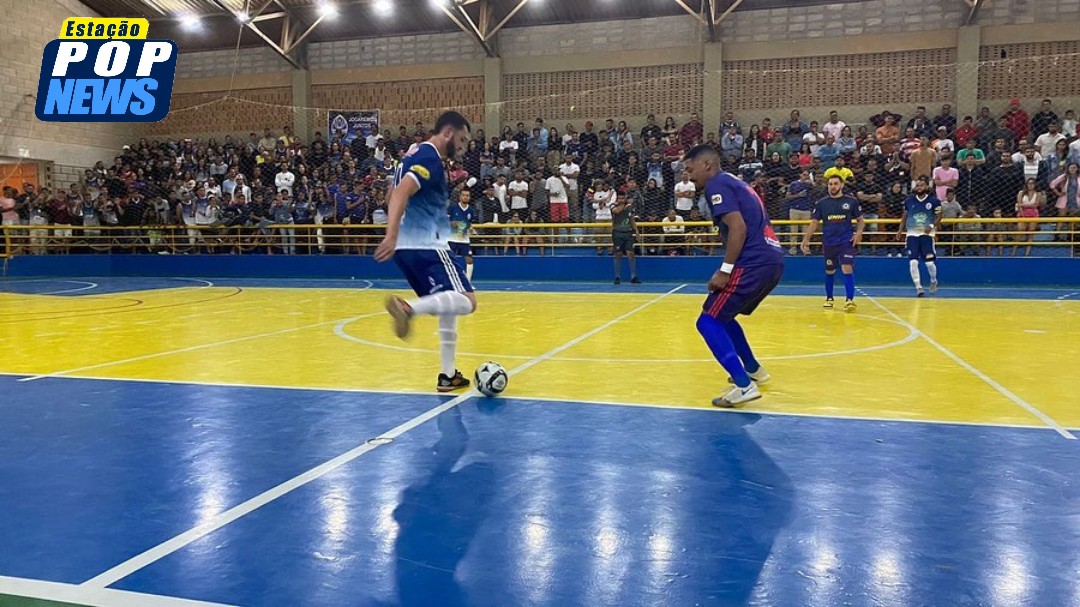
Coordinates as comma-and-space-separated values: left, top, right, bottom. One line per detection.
438, 315, 457, 377
409, 290, 473, 316
465, 261, 474, 281
909, 260, 922, 289
926, 261, 938, 283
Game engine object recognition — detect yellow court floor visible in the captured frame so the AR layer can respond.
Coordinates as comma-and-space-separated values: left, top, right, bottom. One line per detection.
1, 280, 1078, 431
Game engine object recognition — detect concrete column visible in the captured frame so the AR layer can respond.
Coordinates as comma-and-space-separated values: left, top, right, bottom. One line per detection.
483, 57, 502, 141
292, 66, 313, 141
956, 25, 982, 120
703, 42, 723, 139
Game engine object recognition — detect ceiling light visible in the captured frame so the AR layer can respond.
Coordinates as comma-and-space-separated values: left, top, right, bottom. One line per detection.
179, 14, 202, 30
236, 10, 249, 23
318, 2, 339, 17
373, 0, 392, 15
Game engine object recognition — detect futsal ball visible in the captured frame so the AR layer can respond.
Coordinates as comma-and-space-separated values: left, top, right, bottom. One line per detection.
474, 362, 508, 397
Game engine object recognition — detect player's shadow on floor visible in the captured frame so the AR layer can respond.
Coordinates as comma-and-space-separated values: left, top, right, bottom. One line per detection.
695, 413, 794, 604
391, 406, 494, 607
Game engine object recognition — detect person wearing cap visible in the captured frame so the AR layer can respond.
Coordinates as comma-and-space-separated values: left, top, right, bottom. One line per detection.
932, 126, 955, 157
1002, 99, 1030, 143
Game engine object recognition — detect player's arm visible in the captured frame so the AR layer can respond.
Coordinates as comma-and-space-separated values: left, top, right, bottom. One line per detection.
931, 203, 943, 234
709, 211, 747, 292
853, 214, 865, 246
800, 217, 819, 254
373, 174, 420, 262
896, 204, 908, 241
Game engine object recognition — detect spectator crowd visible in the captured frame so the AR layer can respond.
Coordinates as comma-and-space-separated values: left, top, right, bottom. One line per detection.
2, 97, 1078, 257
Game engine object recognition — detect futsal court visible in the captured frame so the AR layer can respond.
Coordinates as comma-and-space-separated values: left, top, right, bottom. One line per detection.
0, 276, 1078, 607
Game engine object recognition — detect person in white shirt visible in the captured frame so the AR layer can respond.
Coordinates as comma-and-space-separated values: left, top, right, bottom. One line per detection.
231, 175, 252, 203
803, 121, 826, 155
492, 175, 509, 222
590, 180, 616, 255
660, 208, 686, 254
1034, 123, 1066, 159
558, 158, 580, 220
274, 164, 295, 196
508, 172, 530, 212
373, 138, 388, 163
822, 111, 846, 141
545, 170, 569, 222
932, 127, 955, 157
591, 181, 615, 222
673, 172, 697, 218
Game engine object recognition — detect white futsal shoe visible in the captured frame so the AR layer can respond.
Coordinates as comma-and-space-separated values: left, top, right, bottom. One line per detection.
712, 382, 762, 408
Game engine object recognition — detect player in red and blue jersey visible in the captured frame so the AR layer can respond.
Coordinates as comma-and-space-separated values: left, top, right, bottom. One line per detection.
683, 145, 785, 408
374, 111, 476, 392
801, 175, 865, 311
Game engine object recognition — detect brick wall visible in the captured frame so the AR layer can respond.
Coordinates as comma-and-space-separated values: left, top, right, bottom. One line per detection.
311, 77, 485, 129
141, 88, 295, 139
501, 64, 703, 126
978, 0, 1080, 25
175, 47, 286, 79
500, 15, 702, 58
308, 32, 484, 69
0, 0, 135, 168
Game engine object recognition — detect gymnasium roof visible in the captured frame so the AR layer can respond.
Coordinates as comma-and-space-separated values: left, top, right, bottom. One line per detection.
79, 0, 869, 54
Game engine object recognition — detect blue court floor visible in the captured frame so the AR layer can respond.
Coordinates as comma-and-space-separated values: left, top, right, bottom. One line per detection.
1, 278, 1079, 606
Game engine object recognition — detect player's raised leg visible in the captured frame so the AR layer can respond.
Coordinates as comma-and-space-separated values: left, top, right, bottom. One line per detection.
375, 111, 478, 392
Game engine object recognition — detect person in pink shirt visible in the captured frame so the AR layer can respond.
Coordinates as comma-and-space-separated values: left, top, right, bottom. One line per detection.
932, 157, 959, 201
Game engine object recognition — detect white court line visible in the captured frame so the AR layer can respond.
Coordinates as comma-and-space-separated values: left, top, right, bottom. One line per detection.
0, 279, 99, 296
0, 575, 235, 607
17, 313, 380, 383
859, 289, 1076, 440
1, 369, 1067, 434
334, 311, 919, 363
80, 284, 685, 589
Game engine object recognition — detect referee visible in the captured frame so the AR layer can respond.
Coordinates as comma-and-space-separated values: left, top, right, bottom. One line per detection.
611, 192, 640, 285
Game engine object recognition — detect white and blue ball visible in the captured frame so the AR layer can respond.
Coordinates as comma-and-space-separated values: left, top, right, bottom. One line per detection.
474, 362, 508, 397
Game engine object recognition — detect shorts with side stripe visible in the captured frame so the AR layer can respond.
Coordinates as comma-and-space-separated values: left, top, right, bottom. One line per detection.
394, 248, 474, 296
701, 263, 784, 322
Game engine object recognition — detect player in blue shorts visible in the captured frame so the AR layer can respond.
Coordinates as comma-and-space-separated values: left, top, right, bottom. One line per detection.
896, 175, 942, 297
448, 189, 476, 281
683, 145, 785, 408
801, 175, 865, 311
374, 111, 476, 392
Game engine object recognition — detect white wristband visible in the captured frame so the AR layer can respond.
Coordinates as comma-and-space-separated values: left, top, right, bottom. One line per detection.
720, 262, 735, 274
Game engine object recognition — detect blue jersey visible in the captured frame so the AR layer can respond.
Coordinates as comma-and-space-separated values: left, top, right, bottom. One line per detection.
395, 142, 451, 251
448, 203, 475, 243
706, 172, 784, 267
812, 195, 861, 246
903, 193, 942, 236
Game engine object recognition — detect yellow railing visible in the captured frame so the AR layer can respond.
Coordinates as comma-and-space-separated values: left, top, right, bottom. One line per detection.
1, 218, 1078, 257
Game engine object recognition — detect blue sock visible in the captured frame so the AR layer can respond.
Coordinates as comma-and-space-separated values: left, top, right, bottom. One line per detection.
696, 313, 750, 387
724, 319, 760, 374
825, 273, 835, 299
844, 273, 855, 300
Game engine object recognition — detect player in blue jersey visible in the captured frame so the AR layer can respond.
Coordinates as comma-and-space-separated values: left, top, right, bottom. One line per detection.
801, 175, 865, 311
374, 111, 476, 392
895, 175, 942, 297
682, 145, 785, 408
448, 189, 476, 281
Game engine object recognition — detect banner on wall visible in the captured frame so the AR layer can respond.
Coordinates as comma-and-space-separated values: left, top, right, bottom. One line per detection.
328, 110, 380, 145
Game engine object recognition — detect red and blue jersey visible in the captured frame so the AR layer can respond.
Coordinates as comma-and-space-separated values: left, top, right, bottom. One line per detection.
706, 172, 784, 267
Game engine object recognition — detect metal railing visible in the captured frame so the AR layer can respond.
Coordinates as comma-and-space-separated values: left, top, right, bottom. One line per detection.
2, 218, 1079, 258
